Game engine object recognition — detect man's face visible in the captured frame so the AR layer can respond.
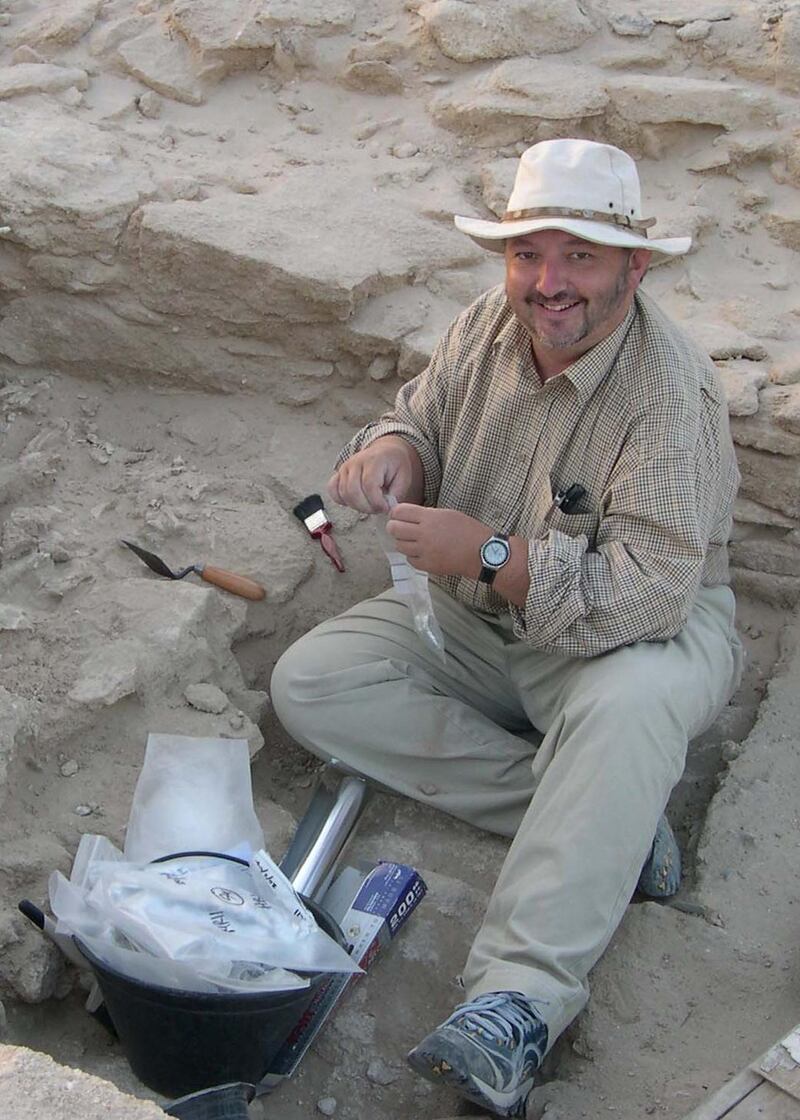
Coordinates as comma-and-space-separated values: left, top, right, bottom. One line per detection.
505, 229, 651, 362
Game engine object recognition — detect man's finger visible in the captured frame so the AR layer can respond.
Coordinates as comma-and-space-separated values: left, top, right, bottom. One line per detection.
326, 472, 342, 505
388, 502, 423, 523
337, 463, 374, 513
387, 519, 419, 542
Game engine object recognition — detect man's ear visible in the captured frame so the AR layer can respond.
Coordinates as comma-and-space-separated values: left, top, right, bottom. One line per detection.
628, 248, 652, 287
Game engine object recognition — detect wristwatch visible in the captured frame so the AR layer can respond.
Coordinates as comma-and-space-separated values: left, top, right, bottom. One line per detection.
478, 532, 510, 585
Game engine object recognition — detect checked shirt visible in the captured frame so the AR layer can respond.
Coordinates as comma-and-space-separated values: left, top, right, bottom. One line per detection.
338, 286, 739, 658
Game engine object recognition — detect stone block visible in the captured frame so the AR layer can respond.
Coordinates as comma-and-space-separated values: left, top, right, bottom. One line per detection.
635, 1, 734, 25
134, 177, 481, 324
715, 360, 767, 417
768, 382, 800, 435
730, 534, 800, 578
346, 288, 432, 355
0, 1045, 165, 1119
769, 356, 800, 385
0, 104, 154, 256
731, 566, 800, 608
681, 319, 768, 362
0, 688, 32, 790
764, 208, 800, 252
171, 0, 275, 54
9, 0, 102, 49
68, 639, 141, 708
736, 444, 800, 519
398, 299, 463, 378
0, 65, 89, 100
775, 6, 800, 94
259, 797, 298, 860
418, 0, 595, 62
606, 75, 777, 131
430, 59, 608, 143
117, 24, 206, 105
479, 157, 516, 216
89, 14, 153, 58
341, 61, 403, 94
27, 255, 121, 294
734, 496, 797, 531
731, 386, 800, 456
66, 577, 244, 712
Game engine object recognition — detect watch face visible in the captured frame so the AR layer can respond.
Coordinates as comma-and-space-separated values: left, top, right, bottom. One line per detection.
482, 538, 510, 567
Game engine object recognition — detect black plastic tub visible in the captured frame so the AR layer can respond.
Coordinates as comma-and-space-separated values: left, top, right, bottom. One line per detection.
75, 897, 344, 1098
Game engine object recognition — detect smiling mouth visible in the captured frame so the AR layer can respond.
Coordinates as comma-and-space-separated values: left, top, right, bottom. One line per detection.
533, 300, 582, 315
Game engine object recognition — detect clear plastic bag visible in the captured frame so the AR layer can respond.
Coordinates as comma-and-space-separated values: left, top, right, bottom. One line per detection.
377, 496, 446, 664
50, 735, 360, 994
124, 734, 265, 863
50, 837, 361, 994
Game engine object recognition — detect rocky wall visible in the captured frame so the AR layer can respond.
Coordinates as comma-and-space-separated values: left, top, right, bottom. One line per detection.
0, 1, 798, 605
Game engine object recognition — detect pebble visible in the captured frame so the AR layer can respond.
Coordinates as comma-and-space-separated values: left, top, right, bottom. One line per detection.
317, 1099, 337, 1116
137, 90, 163, 119
366, 1058, 399, 1086
721, 740, 741, 762
353, 120, 379, 140
185, 683, 229, 714
0, 603, 32, 631
74, 805, 93, 817
228, 710, 245, 730
677, 19, 712, 41
60, 759, 79, 777
610, 13, 655, 36
391, 142, 418, 159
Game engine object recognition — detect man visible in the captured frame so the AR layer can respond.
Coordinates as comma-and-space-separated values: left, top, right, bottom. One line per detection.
271, 139, 743, 1117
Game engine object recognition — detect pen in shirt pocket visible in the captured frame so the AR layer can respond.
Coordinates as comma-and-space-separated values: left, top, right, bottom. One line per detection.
548, 483, 587, 517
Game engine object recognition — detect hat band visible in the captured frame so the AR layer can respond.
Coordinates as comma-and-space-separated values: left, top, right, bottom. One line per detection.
502, 206, 657, 235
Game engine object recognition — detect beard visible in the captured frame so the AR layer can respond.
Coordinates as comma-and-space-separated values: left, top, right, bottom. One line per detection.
524, 258, 632, 351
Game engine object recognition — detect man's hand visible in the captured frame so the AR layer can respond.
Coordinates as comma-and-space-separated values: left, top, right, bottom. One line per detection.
386, 504, 487, 578
328, 436, 424, 513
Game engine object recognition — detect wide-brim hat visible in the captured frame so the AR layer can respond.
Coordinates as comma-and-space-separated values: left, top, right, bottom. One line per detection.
455, 138, 691, 258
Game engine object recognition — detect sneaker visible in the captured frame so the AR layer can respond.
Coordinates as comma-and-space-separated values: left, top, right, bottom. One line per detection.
406, 991, 547, 1118
637, 812, 681, 898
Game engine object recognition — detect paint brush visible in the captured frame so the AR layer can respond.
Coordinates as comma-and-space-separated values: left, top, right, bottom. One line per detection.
293, 493, 345, 573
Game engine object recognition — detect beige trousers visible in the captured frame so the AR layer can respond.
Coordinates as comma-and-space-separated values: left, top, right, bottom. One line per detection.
270, 583, 743, 1048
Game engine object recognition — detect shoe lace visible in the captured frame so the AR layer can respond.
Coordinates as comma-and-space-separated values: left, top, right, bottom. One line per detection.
444, 993, 538, 1048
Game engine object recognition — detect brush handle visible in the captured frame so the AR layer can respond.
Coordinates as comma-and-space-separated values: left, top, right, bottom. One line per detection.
200, 566, 266, 601
319, 531, 345, 573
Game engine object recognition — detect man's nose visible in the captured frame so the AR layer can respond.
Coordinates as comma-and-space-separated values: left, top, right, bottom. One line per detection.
535, 260, 568, 297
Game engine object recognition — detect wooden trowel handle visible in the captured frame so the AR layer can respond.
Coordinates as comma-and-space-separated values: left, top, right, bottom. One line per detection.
200, 565, 266, 601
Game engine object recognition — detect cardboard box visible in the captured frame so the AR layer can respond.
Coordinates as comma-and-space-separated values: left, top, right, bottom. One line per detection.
260, 861, 426, 1088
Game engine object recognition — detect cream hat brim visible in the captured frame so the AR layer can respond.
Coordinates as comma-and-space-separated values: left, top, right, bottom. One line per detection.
454, 214, 691, 257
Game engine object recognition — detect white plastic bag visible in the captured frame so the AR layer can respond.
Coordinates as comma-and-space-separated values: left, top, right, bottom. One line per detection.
124, 734, 265, 862
50, 837, 360, 994
377, 496, 446, 663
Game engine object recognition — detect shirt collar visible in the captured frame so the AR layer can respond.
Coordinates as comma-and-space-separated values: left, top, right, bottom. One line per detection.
563, 300, 637, 401
494, 297, 638, 398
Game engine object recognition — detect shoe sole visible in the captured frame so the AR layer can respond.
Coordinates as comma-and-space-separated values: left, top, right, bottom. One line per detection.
407, 1042, 532, 1118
